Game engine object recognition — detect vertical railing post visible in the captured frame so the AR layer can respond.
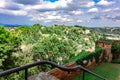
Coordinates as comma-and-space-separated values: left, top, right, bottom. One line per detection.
82, 71, 85, 80
25, 69, 28, 80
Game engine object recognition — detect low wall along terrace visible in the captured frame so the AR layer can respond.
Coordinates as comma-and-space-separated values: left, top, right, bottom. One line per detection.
96, 41, 113, 62
48, 52, 104, 80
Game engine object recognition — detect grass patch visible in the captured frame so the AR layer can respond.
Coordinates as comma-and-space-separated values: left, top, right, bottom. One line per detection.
72, 63, 120, 80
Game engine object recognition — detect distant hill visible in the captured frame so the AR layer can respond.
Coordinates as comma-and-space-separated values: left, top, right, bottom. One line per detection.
89, 27, 120, 40
89, 27, 120, 35
0, 23, 30, 27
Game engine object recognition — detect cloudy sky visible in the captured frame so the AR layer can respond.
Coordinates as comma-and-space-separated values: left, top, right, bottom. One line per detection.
0, 0, 120, 27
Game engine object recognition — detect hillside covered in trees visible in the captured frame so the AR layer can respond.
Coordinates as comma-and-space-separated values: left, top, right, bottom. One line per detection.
0, 24, 101, 80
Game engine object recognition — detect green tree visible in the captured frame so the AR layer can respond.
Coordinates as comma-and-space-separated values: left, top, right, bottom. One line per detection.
32, 35, 76, 64
14, 25, 42, 44
0, 26, 21, 70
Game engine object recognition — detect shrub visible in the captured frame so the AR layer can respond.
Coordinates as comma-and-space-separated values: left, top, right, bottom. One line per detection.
111, 41, 120, 53
69, 46, 102, 65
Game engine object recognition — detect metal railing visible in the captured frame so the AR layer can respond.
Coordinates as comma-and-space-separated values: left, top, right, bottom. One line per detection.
0, 60, 106, 80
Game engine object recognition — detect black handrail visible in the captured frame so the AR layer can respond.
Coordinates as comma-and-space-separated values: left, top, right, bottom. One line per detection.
0, 60, 106, 80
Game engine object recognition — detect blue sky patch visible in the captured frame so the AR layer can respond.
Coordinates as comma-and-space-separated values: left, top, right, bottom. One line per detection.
93, 0, 100, 3
44, 0, 58, 2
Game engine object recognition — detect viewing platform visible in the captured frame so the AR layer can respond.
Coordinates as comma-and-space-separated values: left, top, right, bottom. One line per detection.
0, 61, 106, 80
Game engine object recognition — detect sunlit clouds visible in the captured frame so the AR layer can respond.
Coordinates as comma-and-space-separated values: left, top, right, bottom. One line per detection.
0, 0, 120, 27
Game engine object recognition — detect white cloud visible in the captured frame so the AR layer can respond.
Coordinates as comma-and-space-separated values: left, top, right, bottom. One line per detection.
60, 17, 71, 21
39, 11, 58, 16
47, 15, 61, 20
102, 7, 120, 13
114, 7, 120, 11
0, 0, 120, 27
31, 15, 73, 23
70, 10, 83, 15
0, 0, 6, 8
97, 0, 115, 6
76, 20, 82, 22
0, 9, 27, 16
0, 0, 26, 16
0, 0, 24, 9
88, 8, 98, 13
85, 2, 95, 7
24, 0, 73, 10
30, 11, 73, 23
102, 8, 112, 12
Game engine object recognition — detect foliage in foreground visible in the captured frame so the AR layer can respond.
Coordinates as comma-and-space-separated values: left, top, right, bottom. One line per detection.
0, 26, 21, 70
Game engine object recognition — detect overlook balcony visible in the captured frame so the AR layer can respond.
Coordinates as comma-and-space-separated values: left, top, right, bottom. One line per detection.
0, 61, 106, 80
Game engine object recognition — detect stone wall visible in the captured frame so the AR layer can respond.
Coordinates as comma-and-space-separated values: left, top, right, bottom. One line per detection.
96, 41, 112, 49
96, 41, 113, 62
48, 58, 98, 80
